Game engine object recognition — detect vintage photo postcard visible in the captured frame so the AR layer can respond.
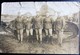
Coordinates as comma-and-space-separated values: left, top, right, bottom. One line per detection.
0, 2, 79, 54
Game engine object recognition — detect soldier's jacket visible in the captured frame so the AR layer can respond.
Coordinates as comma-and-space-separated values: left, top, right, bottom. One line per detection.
23, 16, 33, 29
43, 16, 53, 29
33, 15, 43, 29
55, 16, 65, 31
15, 16, 24, 30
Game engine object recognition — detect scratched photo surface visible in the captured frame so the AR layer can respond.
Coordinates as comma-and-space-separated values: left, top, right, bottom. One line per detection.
0, 2, 79, 54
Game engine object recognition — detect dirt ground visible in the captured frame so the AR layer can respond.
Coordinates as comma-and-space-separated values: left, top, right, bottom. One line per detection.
0, 32, 79, 54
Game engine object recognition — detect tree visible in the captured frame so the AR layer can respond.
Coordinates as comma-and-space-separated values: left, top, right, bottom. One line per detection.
40, 3, 48, 16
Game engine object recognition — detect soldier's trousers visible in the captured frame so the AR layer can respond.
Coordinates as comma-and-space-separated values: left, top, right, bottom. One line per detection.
26, 29, 33, 36
45, 29, 53, 37
35, 29, 42, 42
56, 29, 64, 45
17, 29, 24, 42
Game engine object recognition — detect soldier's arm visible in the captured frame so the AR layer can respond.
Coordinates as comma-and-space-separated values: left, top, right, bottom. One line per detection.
39, 16, 42, 24
41, 18, 43, 29
43, 17, 45, 23
51, 18, 53, 24
62, 18, 66, 29
41, 18, 43, 26
31, 17, 33, 24
22, 18, 26, 29
43, 18, 45, 27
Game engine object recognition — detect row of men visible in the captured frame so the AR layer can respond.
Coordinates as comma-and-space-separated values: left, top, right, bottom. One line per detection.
8, 12, 66, 46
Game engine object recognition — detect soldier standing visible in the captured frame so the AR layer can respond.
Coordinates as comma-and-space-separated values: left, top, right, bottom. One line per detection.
33, 11, 43, 43
43, 13, 53, 44
55, 16, 66, 46
22, 12, 33, 42
15, 13, 24, 43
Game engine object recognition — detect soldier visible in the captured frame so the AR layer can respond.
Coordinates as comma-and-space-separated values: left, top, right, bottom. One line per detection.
55, 16, 66, 46
43, 13, 54, 44
33, 11, 43, 43
15, 13, 24, 43
22, 12, 33, 42
68, 14, 73, 22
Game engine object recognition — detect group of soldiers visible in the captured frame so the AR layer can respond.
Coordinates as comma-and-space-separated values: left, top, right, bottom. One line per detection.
8, 11, 66, 46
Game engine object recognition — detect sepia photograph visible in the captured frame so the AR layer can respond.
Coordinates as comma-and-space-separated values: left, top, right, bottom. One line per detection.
0, 2, 79, 54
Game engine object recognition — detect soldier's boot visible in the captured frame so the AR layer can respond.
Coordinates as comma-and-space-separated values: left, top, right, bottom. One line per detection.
31, 35, 34, 43
46, 35, 49, 44
58, 35, 63, 47
59, 30, 64, 47
50, 36, 53, 45
18, 35, 21, 43
18, 36, 22, 43
17, 33, 21, 43
58, 39, 62, 47
27, 36, 29, 43
48, 35, 52, 44
20, 35, 23, 44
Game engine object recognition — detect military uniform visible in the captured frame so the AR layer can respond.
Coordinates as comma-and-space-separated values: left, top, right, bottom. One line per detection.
55, 16, 66, 31
43, 15, 53, 36
43, 15, 53, 43
23, 16, 33, 38
44, 16, 53, 29
33, 15, 43, 43
15, 16, 24, 42
34, 16, 43, 29
15, 16, 24, 30
55, 16, 66, 46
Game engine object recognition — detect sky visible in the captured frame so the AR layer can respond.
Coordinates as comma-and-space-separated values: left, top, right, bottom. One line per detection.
1, 2, 80, 16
